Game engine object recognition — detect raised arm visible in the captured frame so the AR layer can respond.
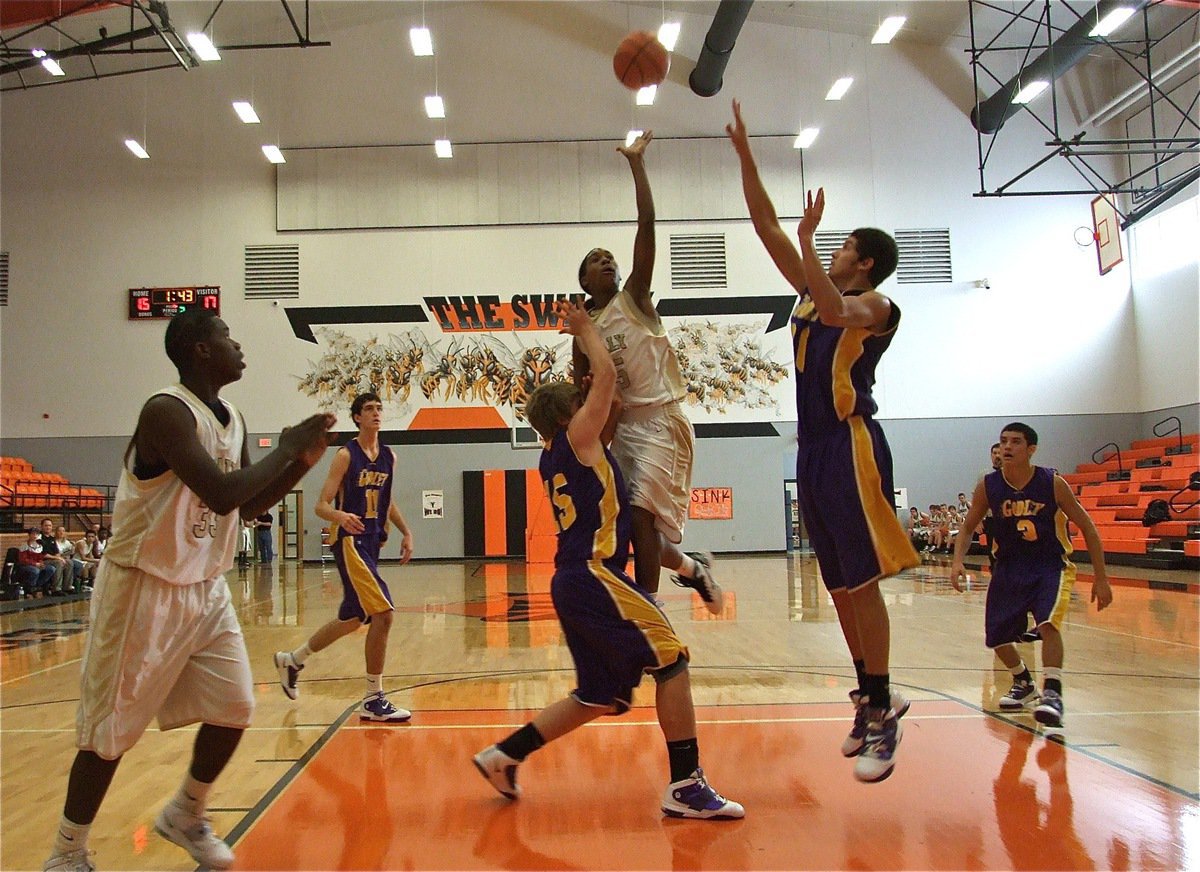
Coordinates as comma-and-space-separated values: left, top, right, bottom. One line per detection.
795, 188, 892, 331
725, 100, 807, 295
558, 301, 616, 465
134, 397, 334, 517
618, 131, 657, 319
1053, 474, 1113, 610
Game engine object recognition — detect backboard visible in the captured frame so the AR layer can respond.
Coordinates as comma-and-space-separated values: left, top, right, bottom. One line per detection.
1091, 194, 1125, 275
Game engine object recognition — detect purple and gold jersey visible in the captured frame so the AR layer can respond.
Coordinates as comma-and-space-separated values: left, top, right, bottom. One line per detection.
539, 429, 631, 572
334, 439, 394, 544
984, 466, 1072, 565
791, 291, 900, 439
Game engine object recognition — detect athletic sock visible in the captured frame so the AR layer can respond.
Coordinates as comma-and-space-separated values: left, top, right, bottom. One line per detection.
853, 659, 867, 695
366, 674, 383, 697
53, 816, 91, 855
290, 642, 312, 667
1044, 667, 1063, 695
862, 673, 891, 715
667, 738, 700, 783
174, 773, 212, 815
1010, 662, 1033, 685
497, 722, 546, 762
677, 554, 697, 579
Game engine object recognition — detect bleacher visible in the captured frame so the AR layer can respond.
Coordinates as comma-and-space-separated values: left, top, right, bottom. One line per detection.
0, 457, 109, 532
1061, 431, 1200, 569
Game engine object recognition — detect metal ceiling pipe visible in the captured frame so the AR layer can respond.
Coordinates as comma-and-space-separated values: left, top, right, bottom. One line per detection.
970, 0, 1152, 134
689, 0, 754, 98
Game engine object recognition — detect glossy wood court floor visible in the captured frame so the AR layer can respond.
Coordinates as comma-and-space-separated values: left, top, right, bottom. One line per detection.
2, 554, 1197, 870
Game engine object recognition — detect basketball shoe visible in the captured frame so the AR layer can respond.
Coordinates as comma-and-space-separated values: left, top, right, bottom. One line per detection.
661, 768, 744, 819
42, 849, 94, 872
1034, 688, 1064, 730
154, 802, 234, 869
671, 552, 725, 615
359, 692, 412, 722
473, 744, 522, 799
998, 680, 1040, 711
842, 689, 910, 757
853, 709, 903, 783
273, 651, 303, 700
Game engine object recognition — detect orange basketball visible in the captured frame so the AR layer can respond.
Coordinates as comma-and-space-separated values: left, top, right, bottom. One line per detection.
613, 30, 669, 90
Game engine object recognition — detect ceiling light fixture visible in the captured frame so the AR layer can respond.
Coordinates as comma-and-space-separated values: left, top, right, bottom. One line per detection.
1012, 80, 1049, 104
871, 16, 906, 44
262, 145, 286, 164
435, 139, 453, 158
425, 95, 445, 118
186, 32, 221, 61
636, 85, 657, 106
232, 101, 260, 124
825, 77, 854, 100
410, 27, 434, 56
793, 128, 820, 149
1089, 7, 1136, 37
124, 139, 149, 159
625, 129, 644, 147
32, 48, 65, 76
658, 21, 681, 51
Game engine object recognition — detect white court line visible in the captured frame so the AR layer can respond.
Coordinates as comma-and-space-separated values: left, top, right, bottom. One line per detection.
0, 657, 83, 687
4, 708, 1197, 735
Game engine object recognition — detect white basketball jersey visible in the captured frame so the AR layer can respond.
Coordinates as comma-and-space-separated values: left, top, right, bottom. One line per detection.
104, 384, 244, 585
590, 288, 685, 408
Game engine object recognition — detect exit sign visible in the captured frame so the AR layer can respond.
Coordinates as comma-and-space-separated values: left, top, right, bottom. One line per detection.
258, 438, 273, 448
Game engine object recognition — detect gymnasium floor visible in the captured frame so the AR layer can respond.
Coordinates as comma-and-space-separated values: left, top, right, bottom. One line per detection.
2, 554, 1197, 871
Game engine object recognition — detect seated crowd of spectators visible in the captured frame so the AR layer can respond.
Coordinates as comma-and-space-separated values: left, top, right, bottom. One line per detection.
11, 518, 109, 598
908, 492, 983, 554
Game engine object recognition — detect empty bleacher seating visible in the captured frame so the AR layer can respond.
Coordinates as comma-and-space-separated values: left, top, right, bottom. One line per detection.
1062, 433, 1200, 567
0, 456, 107, 511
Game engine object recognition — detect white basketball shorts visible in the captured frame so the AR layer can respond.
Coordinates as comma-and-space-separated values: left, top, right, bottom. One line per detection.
611, 401, 695, 544
76, 561, 255, 760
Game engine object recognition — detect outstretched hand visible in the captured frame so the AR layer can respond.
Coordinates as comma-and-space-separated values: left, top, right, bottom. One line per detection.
725, 99, 750, 153
556, 299, 593, 337
797, 187, 826, 241
280, 412, 337, 467
617, 129, 653, 159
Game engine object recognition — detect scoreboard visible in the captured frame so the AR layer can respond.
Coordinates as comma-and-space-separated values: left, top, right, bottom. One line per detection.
129, 286, 221, 320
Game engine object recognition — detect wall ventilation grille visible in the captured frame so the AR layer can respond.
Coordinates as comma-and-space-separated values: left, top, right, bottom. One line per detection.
670, 233, 727, 290
244, 244, 300, 299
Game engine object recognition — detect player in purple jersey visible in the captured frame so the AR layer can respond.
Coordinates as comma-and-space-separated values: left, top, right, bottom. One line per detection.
473, 301, 743, 821
727, 100, 918, 782
953, 423, 1112, 736
273, 392, 415, 722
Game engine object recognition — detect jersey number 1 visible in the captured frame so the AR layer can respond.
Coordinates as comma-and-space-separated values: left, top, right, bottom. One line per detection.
365, 488, 379, 519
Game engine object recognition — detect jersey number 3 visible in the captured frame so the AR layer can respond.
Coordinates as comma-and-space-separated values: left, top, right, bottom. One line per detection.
1016, 519, 1038, 542
549, 474, 576, 533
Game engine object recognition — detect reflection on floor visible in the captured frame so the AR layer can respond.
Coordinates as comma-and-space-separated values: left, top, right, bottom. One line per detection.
1, 555, 1197, 871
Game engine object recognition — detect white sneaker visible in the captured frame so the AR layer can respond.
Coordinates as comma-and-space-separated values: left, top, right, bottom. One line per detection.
154, 802, 234, 869
472, 744, 521, 799
842, 689, 910, 757
273, 651, 303, 700
43, 849, 95, 872
661, 768, 745, 819
671, 551, 725, 615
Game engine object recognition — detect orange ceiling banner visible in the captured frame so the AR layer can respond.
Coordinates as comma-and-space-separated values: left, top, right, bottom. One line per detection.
0, 1, 115, 31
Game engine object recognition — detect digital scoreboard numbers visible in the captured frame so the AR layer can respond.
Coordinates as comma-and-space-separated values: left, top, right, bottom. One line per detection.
129, 286, 221, 320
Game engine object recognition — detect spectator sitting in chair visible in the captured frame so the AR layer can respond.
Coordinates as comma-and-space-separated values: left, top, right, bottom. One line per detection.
38, 518, 72, 594
17, 528, 57, 597
94, 526, 111, 558
54, 525, 87, 593
74, 529, 100, 590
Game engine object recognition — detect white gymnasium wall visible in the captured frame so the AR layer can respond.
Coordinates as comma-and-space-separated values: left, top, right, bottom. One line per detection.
0, 11, 1142, 440
1128, 196, 1200, 413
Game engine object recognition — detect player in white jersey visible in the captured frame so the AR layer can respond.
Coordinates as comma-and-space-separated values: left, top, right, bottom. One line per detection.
572, 131, 723, 615
44, 309, 335, 872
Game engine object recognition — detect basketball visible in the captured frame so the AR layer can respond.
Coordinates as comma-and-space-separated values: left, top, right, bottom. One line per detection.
613, 30, 669, 90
